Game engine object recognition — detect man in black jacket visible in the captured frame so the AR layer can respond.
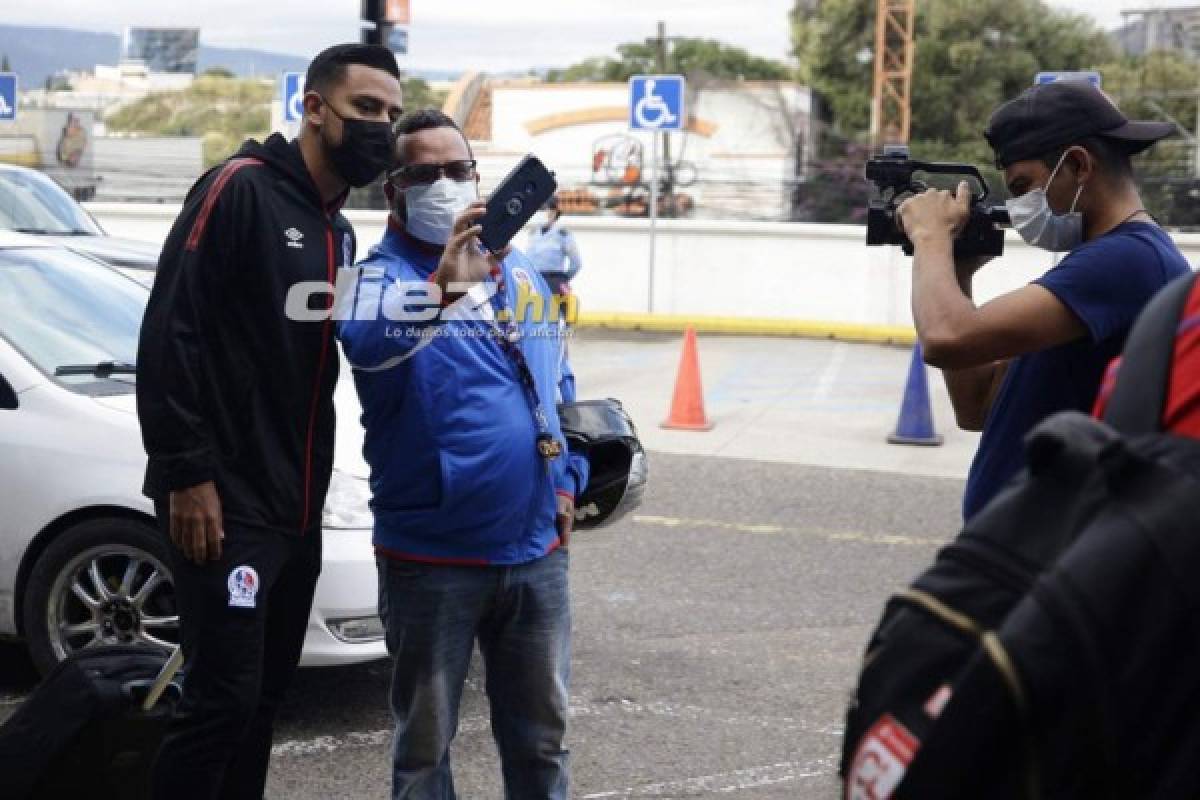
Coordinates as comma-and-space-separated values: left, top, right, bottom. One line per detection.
136, 44, 402, 799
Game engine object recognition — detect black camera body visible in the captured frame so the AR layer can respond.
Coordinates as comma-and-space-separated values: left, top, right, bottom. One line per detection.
865, 146, 1010, 258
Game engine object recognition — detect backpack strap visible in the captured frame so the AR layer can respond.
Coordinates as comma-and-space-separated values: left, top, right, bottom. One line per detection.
1102, 272, 1199, 435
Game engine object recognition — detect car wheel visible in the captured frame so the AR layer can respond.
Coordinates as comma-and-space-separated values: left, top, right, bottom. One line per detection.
23, 517, 179, 675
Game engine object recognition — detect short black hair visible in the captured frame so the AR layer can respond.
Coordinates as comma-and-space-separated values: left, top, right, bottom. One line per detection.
304, 43, 400, 94
1040, 135, 1134, 182
392, 108, 472, 168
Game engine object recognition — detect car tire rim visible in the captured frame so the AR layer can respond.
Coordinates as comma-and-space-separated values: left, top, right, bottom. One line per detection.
46, 543, 178, 661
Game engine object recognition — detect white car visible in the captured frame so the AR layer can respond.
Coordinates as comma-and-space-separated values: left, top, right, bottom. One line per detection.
0, 233, 386, 674
0, 164, 161, 275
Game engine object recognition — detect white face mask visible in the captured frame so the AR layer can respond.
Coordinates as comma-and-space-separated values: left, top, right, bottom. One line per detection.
533, 211, 552, 230
1005, 150, 1085, 253
403, 177, 478, 246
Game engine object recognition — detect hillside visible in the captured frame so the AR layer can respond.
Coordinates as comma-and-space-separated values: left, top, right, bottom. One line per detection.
0, 25, 309, 89
104, 75, 273, 167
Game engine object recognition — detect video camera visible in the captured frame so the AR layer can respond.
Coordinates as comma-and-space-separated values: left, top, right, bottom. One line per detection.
865, 146, 1010, 258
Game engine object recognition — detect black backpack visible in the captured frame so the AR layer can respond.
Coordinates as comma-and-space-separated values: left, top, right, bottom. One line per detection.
0, 645, 183, 800
840, 271, 1200, 800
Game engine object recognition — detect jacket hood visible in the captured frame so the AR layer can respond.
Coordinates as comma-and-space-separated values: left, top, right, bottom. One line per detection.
234, 133, 345, 213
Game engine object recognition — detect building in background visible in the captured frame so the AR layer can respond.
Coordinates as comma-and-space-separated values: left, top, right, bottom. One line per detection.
23, 61, 195, 115
441, 75, 811, 221
1115, 5, 1200, 57
122, 27, 200, 75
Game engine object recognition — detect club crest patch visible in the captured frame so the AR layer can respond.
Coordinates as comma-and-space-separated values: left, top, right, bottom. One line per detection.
227, 565, 260, 609
845, 715, 919, 800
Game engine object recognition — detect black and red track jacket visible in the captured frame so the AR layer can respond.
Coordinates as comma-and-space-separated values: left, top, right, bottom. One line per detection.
137, 133, 354, 535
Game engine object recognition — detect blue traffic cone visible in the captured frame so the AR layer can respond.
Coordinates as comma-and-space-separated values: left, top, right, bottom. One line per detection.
888, 342, 944, 446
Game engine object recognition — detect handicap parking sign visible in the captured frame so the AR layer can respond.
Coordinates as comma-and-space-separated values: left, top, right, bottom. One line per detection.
282, 71, 304, 123
629, 75, 685, 131
0, 74, 17, 121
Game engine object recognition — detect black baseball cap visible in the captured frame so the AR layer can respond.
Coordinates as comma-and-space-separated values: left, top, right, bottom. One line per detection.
984, 81, 1176, 168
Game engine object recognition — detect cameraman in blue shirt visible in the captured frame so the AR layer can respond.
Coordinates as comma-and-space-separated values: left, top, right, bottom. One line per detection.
898, 81, 1190, 520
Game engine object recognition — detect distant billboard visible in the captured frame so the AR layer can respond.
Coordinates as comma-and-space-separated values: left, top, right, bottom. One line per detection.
123, 27, 200, 74
385, 0, 411, 24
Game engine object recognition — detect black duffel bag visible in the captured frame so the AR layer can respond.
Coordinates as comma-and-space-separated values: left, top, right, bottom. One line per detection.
841, 273, 1200, 800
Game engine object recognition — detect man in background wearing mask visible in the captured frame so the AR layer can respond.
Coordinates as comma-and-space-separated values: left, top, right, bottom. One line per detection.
897, 80, 1190, 520
137, 44, 402, 798
527, 194, 583, 298
335, 108, 589, 799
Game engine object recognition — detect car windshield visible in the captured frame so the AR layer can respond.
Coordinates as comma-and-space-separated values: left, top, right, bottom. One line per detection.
0, 169, 103, 235
0, 247, 147, 395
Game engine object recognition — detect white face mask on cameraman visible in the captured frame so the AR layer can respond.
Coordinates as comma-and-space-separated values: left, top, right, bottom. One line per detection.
404, 178, 479, 246
1005, 150, 1085, 253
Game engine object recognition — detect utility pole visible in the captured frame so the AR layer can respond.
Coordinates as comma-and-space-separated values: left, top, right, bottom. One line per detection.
653, 21, 677, 216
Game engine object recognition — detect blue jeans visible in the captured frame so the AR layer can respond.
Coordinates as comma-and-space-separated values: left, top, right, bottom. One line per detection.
377, 548, 571, 800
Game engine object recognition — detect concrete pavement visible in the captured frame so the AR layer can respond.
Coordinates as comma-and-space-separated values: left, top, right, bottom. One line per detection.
569, 329, 981, 483
0, 333, 977, 798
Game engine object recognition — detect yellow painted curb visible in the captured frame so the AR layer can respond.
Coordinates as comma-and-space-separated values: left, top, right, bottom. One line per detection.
575, 312, 917, 346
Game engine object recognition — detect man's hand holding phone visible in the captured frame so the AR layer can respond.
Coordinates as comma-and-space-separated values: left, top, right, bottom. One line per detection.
437, 202, 509, 303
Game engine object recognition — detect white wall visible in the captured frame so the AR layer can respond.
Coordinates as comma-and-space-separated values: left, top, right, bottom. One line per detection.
86, 202, 1200, 329
480, 82, 808, 219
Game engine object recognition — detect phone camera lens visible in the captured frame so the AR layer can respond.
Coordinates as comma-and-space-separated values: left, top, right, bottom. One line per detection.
524, 181, 538, 195
506, 197, 524, 216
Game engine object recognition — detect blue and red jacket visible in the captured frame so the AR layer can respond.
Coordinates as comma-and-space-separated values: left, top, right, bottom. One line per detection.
335, 224, 589, 565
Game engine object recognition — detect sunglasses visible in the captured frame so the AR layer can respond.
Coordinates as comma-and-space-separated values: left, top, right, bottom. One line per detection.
388, 159, 478, 185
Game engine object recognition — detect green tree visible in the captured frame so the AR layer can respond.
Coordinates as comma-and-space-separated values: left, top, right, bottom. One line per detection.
1094, 50, 1200, 226
401, 77, 444, 112
1097, 50, 1198, 170
201, 66, 236, 79
792, 0, 1114, 162
1, 54, 10, 73
546, 37, 791, 83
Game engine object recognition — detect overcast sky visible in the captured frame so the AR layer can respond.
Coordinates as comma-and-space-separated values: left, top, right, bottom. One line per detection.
1, 0, 1181, 73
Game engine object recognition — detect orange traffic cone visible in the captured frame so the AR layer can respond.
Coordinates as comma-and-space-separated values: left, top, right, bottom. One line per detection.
661, 326, 714, 431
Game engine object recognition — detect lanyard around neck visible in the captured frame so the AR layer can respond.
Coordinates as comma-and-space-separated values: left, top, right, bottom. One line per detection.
485, 265, 561, 461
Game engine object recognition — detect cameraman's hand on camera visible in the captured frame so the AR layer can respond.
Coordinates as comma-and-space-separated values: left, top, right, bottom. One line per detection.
437, 202, 510, 301
897, 180, 972, 247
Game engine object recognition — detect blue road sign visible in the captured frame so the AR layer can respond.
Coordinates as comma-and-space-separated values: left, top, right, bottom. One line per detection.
0, 74, 17, 121
389, 27, 409, 55
282, 71, 304, 123
629, 75, 685, 131
1035, 71, 1101, 88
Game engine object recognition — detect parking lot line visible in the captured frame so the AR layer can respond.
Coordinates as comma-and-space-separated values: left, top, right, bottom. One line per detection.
580, 754, 838, 798
631, 514, 944, 547
270, 699, 841, 759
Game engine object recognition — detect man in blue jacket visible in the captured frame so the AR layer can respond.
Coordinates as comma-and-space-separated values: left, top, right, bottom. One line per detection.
336, 109, 588, 800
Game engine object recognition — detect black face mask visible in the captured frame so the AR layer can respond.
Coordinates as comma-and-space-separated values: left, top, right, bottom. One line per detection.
320, 98, 395, 188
